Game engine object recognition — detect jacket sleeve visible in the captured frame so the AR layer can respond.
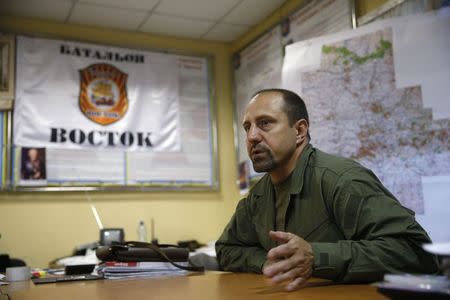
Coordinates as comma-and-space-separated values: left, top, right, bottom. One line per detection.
311, 169, 439, 282
215, 198, 267, 273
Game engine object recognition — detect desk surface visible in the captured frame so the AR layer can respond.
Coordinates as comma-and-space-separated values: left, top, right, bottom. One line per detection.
1, 272, 388, 300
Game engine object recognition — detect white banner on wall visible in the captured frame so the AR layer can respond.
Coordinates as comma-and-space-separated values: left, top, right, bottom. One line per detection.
14, 36, 180, 152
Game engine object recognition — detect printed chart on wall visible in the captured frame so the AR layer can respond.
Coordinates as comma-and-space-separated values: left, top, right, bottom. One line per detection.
12, 36, 216, 190
234, 0, 352, 192
234, 26, 283, 191
283, 13, 450, 241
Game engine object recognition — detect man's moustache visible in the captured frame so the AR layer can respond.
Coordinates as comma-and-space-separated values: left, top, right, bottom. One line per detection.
251, 144, 268, 153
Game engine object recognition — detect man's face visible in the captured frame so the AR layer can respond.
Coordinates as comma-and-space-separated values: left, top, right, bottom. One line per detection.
242, 92, 298, 173
28, 149, 38, 161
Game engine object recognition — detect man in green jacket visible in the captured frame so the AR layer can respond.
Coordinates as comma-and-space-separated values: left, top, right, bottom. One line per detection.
216, 88, 438, 291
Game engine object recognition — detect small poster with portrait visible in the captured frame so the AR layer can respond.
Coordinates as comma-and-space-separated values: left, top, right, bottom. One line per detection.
20, 147, 47, 186
238, 160, 250, 194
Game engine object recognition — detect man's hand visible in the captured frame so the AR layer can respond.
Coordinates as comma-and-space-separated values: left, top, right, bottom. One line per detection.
262, 231, 314, 291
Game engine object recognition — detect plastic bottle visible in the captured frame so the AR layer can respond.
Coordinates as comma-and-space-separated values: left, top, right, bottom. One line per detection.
138, 220, 148, 242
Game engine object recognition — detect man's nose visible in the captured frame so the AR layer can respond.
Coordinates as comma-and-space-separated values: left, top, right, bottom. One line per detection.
247, 125, 261, 143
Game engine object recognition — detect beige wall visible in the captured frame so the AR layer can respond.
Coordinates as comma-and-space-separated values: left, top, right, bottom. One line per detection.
0, 0, 386, 268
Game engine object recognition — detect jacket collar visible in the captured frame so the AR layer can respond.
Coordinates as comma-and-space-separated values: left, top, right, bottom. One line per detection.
252, 143, 313, 196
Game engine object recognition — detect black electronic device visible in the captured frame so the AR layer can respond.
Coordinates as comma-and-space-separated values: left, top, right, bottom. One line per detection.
65, 264, 96, 275
376, 274, 450, 300
377, 283, 450, 300
99, 228, 124, 246
177, 240, 204, 252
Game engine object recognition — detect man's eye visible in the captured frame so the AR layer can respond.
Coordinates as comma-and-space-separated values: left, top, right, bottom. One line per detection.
259, 120, 270, 127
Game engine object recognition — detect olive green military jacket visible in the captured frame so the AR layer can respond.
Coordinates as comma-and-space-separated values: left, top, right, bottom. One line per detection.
216, 144, 438, 282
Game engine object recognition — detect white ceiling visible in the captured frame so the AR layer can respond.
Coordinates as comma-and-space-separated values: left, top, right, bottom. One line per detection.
0, 0, 287, 42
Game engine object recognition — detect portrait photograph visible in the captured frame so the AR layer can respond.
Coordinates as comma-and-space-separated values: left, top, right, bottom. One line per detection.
20, 147, 47, 181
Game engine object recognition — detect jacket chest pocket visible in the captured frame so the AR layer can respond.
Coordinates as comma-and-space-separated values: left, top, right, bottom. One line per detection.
286, 195, 343, 242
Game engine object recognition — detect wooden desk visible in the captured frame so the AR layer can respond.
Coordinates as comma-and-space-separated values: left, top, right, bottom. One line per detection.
2, 272, 388, 300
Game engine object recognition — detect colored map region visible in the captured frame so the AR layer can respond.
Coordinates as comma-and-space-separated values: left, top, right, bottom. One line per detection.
301, 29, 450, 213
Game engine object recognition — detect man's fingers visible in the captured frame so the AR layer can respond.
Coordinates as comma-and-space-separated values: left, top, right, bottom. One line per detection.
264, 230, 314, 292
268, 230, 292, 243
286, 276, 308, 292
270, 266, 304, 283
264, 257, 311, 278
263, 257, 290, 277
266, 242, 294, 260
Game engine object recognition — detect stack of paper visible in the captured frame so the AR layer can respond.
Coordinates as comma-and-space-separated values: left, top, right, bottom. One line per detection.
97, 261, 188, 279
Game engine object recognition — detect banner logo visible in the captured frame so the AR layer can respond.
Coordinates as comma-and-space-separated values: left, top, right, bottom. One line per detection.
79, 63, 129, 125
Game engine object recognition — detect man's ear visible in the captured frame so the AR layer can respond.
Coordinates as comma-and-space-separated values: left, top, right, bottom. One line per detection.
294, 119, 309, 144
